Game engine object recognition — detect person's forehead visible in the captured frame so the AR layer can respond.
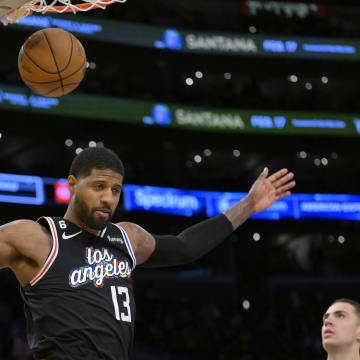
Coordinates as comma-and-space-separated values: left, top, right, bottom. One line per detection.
87, 169, 123, 183
327, 302, 355, 315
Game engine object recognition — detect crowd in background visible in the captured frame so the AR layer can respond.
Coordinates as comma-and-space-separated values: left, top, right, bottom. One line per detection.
133, 289, 326, 360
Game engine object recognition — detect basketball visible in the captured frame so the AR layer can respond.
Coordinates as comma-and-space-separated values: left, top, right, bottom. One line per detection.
18, 28, 87, 97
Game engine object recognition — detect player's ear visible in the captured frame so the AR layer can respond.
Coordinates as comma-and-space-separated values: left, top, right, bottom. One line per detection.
67, 175, 78, 196
356, 323, 360, 344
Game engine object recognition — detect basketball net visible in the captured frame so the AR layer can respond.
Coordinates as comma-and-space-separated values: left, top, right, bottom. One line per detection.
1, 0, 127, 25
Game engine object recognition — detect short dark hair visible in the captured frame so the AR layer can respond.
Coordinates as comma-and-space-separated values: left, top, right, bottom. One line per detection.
331, 298, 360, 319
69, 147, 124, 178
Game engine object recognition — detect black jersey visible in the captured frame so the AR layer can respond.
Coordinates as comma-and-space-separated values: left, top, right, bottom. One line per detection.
20, 217, 136, 360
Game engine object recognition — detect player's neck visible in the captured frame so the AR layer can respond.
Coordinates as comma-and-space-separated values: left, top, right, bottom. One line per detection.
327, 346, 360, 360
63, 207, 98, 235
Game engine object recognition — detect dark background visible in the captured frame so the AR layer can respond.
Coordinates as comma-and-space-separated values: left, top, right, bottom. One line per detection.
1, 0, 360, 359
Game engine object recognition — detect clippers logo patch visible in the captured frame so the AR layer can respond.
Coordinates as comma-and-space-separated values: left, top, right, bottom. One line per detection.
68, 247, 132, 288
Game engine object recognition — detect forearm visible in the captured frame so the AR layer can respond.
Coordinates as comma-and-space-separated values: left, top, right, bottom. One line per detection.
223, 196, 254, 230
141, 214, 234, 268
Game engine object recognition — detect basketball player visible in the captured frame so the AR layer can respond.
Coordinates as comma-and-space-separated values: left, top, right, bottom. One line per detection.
0, 147, 295, 359
322, 299, 360, 360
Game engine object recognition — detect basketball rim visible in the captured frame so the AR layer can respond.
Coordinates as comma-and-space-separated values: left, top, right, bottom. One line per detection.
0, 0, 127, 25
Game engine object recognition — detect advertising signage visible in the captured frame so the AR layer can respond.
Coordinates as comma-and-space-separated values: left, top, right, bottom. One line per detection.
2, 172, 360, 222
9, 15, 360, 61
1, 84, 360, 137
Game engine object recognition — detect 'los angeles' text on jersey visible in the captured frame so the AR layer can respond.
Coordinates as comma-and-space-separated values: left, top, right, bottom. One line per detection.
69, 247, 132, 288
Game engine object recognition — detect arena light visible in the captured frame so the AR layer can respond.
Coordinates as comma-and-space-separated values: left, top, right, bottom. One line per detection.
249, 26, 257, 34
321, 158, 328, 166
288, 75, 298, 83
233, 149, 241, 157
298, 151, 307, 159
54, 180, 70, 204
338, 235, 345, 244
242, 300, 250, 310
321, 76, 329, 84
65, 139, 73, 147
253, 233, 260, 241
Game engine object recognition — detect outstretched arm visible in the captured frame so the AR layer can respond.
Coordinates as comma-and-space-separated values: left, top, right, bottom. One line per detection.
120, 214, 234, 267
121, 168, 295, 267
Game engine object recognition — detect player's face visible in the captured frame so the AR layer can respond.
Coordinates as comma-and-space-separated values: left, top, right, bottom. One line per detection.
74, 168, 123, 230
322, 302, 360, 353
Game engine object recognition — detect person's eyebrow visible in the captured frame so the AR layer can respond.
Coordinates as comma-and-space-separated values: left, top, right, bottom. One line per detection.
335, 310, 348, 316
323, 310, 348, 321
92, 178, 122, 187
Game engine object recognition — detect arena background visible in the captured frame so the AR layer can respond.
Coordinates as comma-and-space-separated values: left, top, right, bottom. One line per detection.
1, 0, 360, 359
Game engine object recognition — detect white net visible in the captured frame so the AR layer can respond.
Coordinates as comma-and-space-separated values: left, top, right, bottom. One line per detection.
1, 0, 126, 25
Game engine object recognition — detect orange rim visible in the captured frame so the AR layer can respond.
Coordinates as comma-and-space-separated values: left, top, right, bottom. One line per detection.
32, 1, 113, 13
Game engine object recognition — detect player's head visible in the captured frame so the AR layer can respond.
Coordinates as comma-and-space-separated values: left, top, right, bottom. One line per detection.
67, 147, 124, 230
322, 298, 360, 356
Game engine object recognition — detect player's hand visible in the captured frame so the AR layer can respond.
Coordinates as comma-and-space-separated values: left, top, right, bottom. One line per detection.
246, 168, 295, 214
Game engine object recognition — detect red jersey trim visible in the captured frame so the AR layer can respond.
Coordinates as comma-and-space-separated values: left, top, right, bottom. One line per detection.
30, 217, 59, 286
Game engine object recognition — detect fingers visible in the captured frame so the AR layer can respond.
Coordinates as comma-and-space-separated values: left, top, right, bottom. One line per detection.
272, 172, 294, 188
259, 167, 268, 179
277, 191, 291, 200
267, 168, 289, 183
275, 181, 296, 196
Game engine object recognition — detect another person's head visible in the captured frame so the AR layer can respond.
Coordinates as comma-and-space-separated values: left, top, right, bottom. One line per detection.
322, 298, 360, 356
68, 147, 124, 230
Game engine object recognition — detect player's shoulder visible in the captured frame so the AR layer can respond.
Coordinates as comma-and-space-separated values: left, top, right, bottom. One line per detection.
1, 219, 51, 247
114, 221, 155, 265
115, 221, 149, 237
115, 221, 153, 250
116, 221, 136, 233
7, 219, 47, 233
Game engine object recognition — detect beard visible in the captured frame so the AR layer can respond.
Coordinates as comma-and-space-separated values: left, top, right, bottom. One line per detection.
74, 195, 113, 230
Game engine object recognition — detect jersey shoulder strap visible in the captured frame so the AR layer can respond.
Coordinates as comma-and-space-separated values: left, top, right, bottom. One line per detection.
105, 223, 137, 270
29, 216, 61, 286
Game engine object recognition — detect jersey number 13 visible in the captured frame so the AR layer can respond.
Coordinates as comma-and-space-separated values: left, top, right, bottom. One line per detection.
110, 286, 131, 322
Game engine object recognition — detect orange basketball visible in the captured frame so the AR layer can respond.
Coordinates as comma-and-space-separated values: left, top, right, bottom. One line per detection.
18, 28, 87, 98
